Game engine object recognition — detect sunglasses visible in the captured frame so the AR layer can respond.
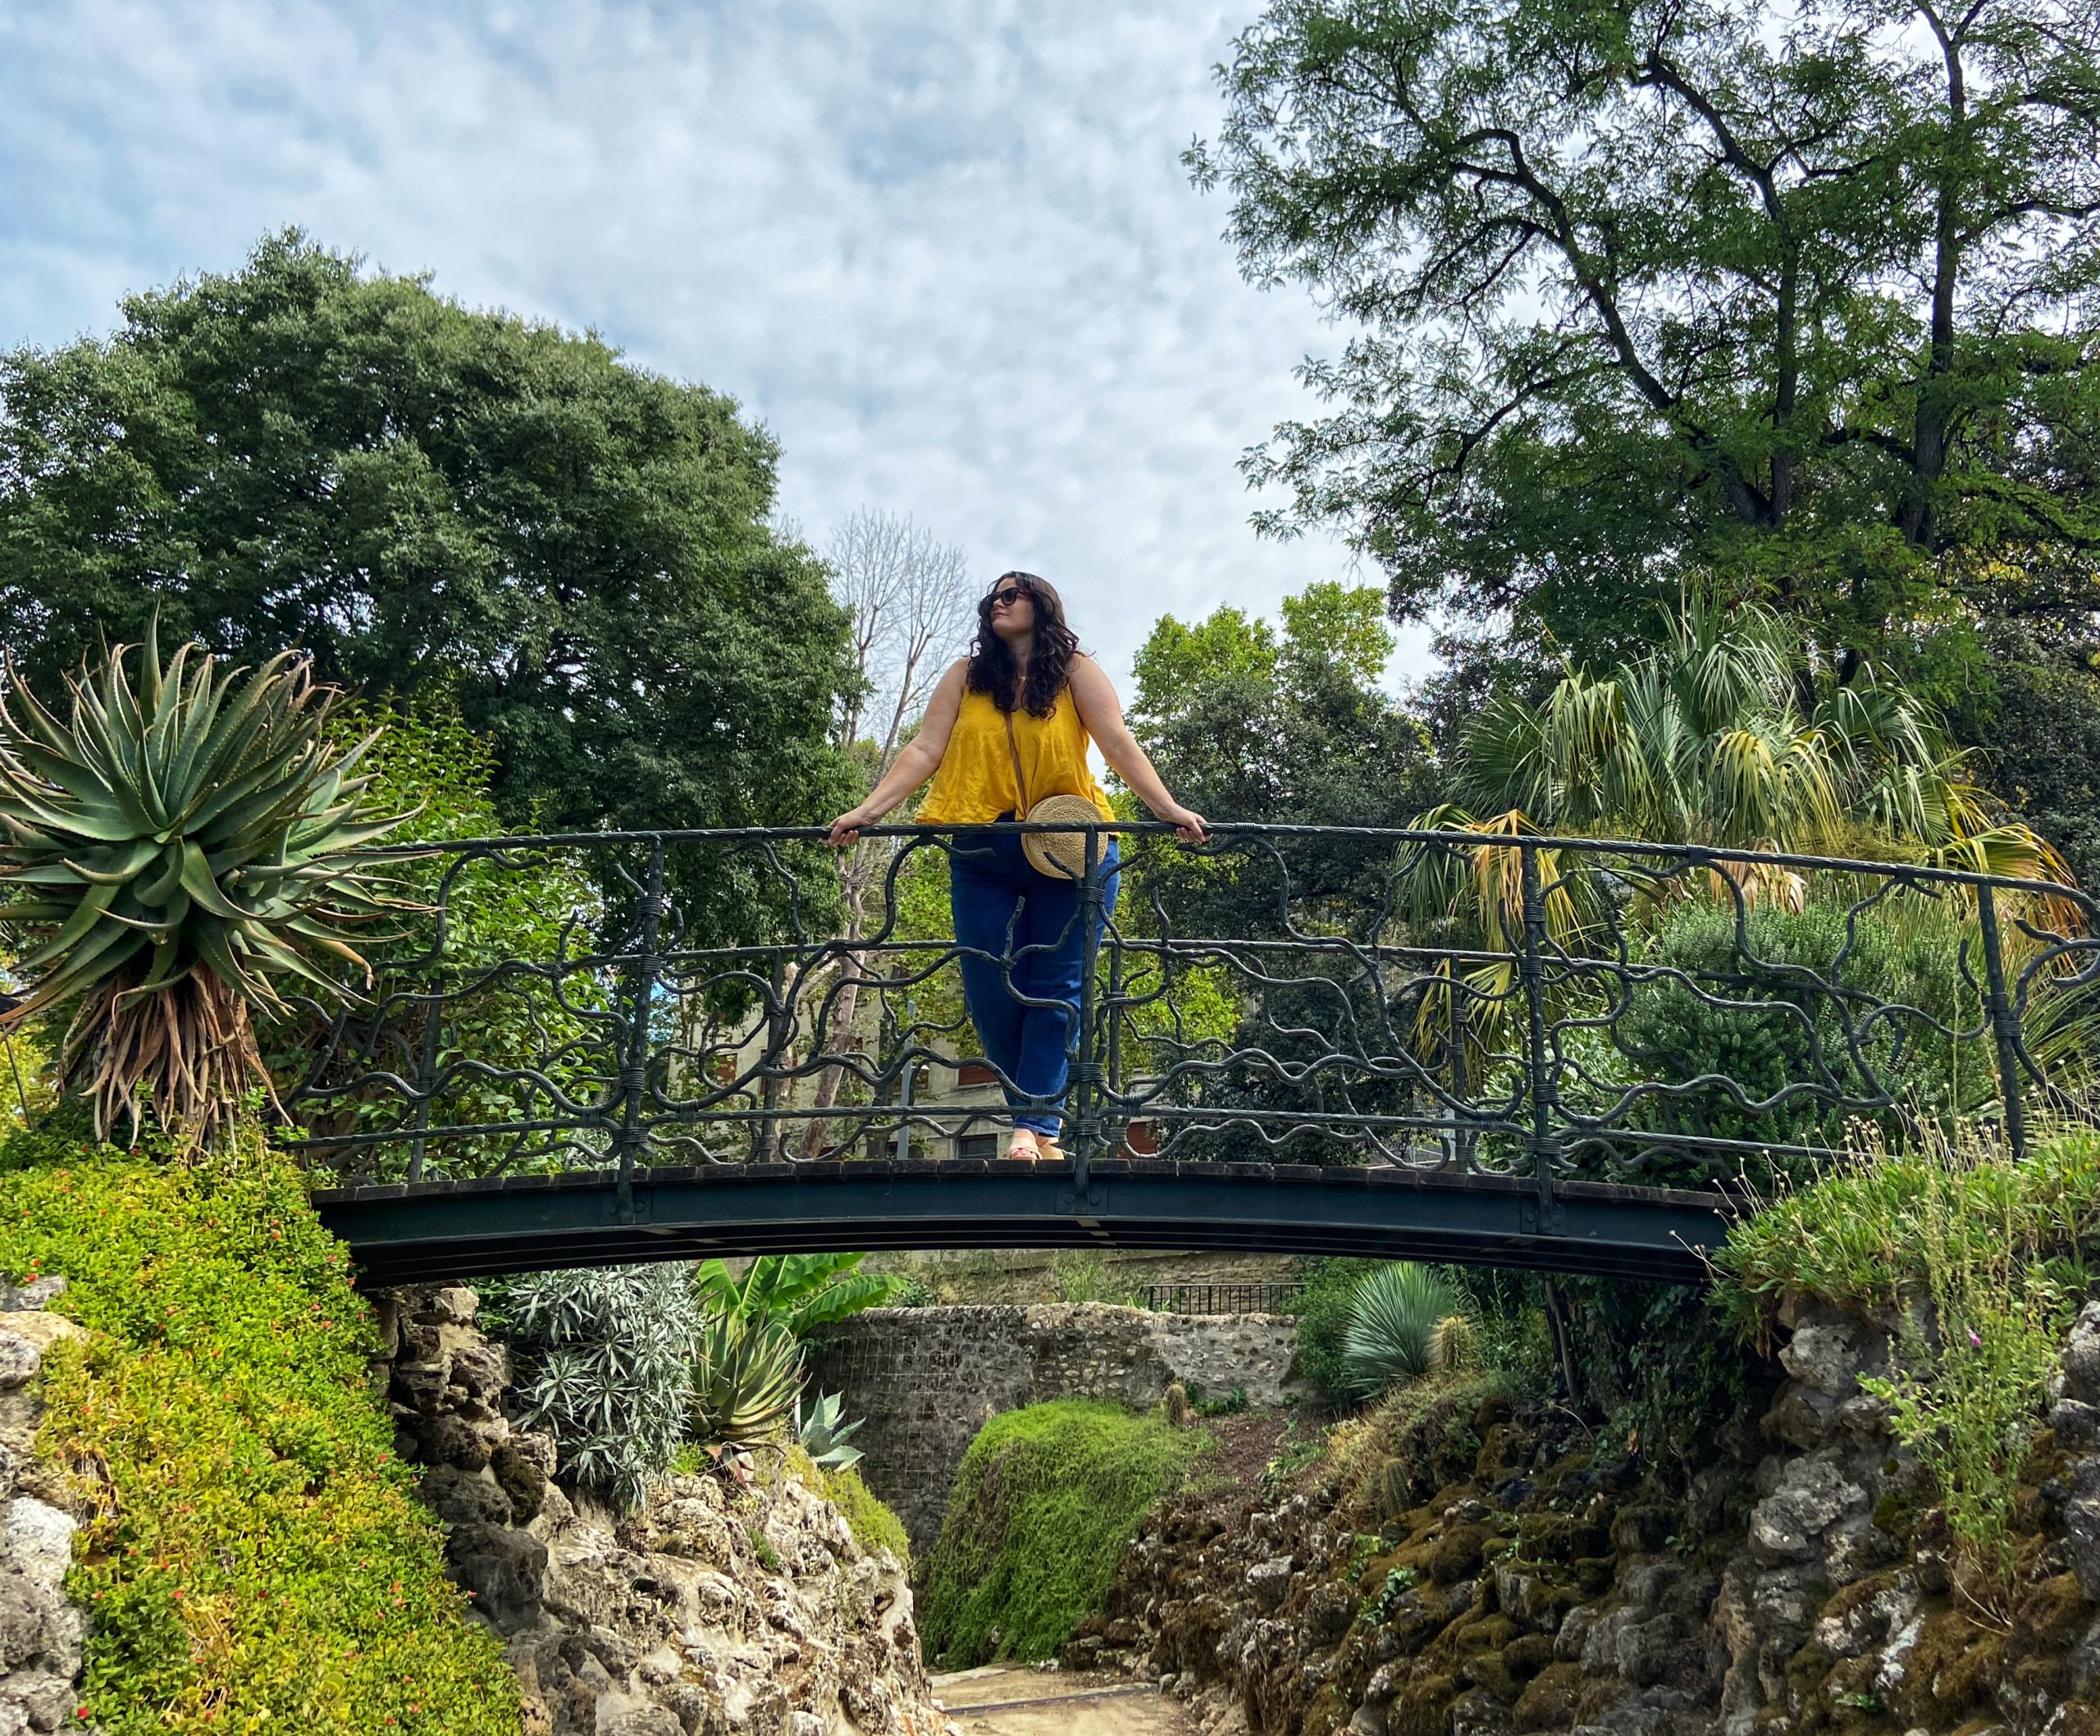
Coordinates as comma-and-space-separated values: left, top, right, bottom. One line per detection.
987, 587, 1028, 609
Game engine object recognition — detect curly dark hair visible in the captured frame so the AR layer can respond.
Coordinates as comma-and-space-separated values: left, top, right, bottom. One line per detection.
966, 571, 1081, 719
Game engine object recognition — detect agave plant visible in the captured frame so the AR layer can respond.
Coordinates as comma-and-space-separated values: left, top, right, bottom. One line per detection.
692, 1307, 806, 1446
0, 627, 400, 1144
1340, 1263, 1468, 1401
795, 1388, 866, 1470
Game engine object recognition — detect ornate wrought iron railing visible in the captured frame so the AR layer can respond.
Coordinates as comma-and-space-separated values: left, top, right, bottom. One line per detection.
275, 823, 2100, 1215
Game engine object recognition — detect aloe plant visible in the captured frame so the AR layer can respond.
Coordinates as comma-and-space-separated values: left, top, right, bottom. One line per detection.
692, 1308, 806, 1446
0, 625, 400, 1144
795, 1389, 865, 1470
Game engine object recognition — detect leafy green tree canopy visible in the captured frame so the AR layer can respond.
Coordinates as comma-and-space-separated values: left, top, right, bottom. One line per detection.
1129, 578, 1433, 828
0, 231, 858, 839
1191, 0, 2100, 668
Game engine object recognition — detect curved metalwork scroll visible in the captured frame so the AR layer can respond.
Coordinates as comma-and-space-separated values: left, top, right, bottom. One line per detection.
274, 824, 2100, 1203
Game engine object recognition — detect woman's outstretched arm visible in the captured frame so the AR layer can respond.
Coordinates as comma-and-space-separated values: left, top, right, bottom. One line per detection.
825, 660, 970, 846
1066, 655, 1209, 842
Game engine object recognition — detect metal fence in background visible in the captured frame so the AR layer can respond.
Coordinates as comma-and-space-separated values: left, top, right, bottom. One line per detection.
1136, 1282, 1305, 1316
274, 821, 2100, 1218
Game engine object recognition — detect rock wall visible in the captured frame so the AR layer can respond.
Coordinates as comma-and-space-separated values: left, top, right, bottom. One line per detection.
0, 1278, 89, 1736
806, 1304, 1302, 1552
1074, 1295, 2100, 1736
375, 1286, 948, 1736
861, 1249, 1297, 1305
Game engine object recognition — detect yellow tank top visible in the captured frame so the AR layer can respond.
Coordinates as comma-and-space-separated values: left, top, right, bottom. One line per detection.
916, 686, 1116, 825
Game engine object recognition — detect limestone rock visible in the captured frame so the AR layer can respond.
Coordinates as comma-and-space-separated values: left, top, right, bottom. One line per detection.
0, 1343, 35, 1395
2064, 1302, 2100, 1405
0, 1280, 65, 1314
377, 1284, 945, 1736
1747, 1454, 1864, 1566
2064, 1456, 2100, 1599
0, 1300, 88, 1734
1247, 1557, 1293, 1610
0, 1317, 84, 1358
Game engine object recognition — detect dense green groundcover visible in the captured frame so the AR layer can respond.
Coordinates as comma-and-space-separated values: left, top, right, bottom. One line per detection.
919, 1400, 1211, 1667
0, 1117, 519, 1734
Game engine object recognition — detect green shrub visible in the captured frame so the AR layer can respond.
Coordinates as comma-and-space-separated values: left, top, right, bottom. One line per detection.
0, 1118, 516, 1734
823, 1463, 911, 1564
920, 1400, 1210, 1666
1285, 1256, 1386, 1405
1599, 893, 2001, 1184
1716, 1124, 2100, 1317
482, 1263, 698, 1506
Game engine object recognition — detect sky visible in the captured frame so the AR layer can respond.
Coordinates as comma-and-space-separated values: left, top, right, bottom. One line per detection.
0, 0, 1436, 693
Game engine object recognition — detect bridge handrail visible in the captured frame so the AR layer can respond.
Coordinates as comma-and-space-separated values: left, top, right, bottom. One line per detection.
274, 821, 2100, 1221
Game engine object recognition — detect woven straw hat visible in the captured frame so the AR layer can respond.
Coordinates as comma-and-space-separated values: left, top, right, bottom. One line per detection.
1021, 794, 1107, 881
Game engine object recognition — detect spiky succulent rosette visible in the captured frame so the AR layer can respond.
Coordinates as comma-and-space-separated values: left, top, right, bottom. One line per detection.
0, 625, 403, 1145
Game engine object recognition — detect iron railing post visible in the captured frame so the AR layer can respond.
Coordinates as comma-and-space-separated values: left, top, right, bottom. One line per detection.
1068, 825, 1108, 1193
759, 951, 788, 1163
896, 1032, 915, 1166
1445, 962, 1477, 1172
1105, 902, 1125, 1155
1976, 882, 2031, 1163
406, 966, 444, 1186
1518, 841, 1559, 1227
611, 838, 667, 1224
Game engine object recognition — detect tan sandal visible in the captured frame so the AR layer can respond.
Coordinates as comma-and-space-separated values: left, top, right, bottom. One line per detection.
1007, 1130, 1044, 1161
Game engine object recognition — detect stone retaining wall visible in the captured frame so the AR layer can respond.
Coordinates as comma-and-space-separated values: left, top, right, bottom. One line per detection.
374, 1285, 948, 1736
806, 1304, 1302, 1552
0, 1278, 89, 1736
1080, 1293, 2100, 1736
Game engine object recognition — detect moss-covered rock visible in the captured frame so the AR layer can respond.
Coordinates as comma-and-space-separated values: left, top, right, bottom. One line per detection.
0, 1122, 518, 1734
920, 1398, 1210, 1665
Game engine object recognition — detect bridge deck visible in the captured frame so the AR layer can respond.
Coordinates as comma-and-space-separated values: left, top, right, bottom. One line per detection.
312, 1158, 1737, 1287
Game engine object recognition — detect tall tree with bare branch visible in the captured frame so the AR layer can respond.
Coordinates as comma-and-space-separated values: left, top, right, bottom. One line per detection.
801, 510, 975, 1154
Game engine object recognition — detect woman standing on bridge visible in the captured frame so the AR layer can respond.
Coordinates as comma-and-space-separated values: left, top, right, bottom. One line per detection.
826, 573, 1208, 1160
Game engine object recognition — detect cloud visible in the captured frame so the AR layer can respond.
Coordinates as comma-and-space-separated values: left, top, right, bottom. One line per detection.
0, 0, 1437, 688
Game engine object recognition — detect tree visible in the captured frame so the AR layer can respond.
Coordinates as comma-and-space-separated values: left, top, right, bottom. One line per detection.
798, 510, 975, 1154
1123, 582, 1439, 1160
0, 232, 859, 862
1436, 600, 2061, 871
1130, 578, 1435, 843
1191, 0, 2100, 678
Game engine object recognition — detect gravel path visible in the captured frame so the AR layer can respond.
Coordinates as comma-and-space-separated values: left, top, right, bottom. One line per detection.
931, 1667, 1197, 1736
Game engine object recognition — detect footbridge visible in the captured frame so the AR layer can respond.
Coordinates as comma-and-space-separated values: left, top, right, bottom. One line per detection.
288, 823, 2097, 1286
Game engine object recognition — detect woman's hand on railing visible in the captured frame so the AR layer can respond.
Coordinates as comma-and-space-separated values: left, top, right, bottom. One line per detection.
825, 804, 884, 847
1157, 802, 1210, 843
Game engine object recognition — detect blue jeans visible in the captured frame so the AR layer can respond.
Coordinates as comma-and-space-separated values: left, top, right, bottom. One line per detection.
949, 826, 1120, 1138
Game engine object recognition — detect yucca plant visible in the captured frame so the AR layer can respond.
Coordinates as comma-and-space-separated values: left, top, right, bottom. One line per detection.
1340, 1263, 1468, 1400
0, 626, 401, 1144
692, 1307, 806, 1446
795, 1388, 866, 1470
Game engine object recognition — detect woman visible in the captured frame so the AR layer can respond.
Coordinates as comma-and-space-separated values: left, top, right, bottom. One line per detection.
827, 572, 1208, 1159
